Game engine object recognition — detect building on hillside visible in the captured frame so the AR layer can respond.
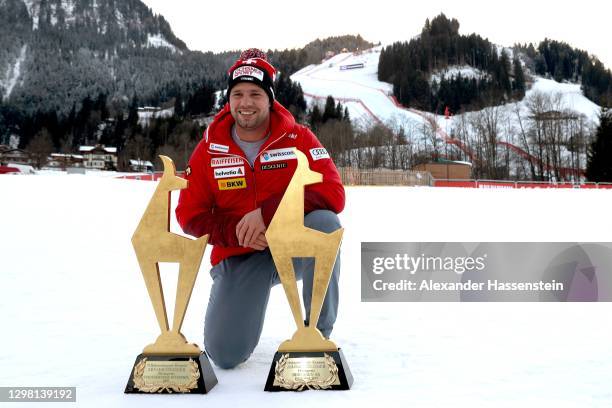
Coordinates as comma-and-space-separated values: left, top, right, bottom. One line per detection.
129, 159, 154, 173
79, 145, 117, 170
0, 145, 34, 166
47, 153, 84, 169
413, 160, 472, 180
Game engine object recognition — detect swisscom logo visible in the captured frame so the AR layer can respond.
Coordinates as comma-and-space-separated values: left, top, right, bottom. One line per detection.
260, 148, 296, 163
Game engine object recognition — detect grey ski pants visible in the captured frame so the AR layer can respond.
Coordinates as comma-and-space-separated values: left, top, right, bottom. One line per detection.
203, 209, 341, 369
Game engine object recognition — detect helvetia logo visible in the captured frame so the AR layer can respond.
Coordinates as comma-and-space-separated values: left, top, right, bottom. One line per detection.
214, 166, 245, 179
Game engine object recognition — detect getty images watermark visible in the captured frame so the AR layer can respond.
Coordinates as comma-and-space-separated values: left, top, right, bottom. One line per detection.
361, 243, 612, 302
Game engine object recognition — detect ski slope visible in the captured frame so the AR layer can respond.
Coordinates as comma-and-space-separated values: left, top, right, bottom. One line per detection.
291, 46, 603, 176
292, 46, 425, 129
1, 174, 612, 407
291, 45, 602, 129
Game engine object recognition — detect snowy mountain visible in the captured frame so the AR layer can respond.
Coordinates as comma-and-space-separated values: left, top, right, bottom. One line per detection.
18, 0, 185, 49
0, 0, 228, 114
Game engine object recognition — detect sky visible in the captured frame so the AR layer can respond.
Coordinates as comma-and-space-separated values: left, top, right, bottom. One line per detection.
141, 0, 612, 69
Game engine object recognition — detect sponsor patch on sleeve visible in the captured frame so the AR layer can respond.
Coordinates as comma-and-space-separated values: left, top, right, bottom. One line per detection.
209, 143, 230, 153
213, 166, 245, 179
309, 147, 330, 161
218, 177, 247, 190
185, 165, 192, 176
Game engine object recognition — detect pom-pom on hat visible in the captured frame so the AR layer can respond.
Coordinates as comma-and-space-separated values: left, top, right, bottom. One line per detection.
227, 48, 277, 104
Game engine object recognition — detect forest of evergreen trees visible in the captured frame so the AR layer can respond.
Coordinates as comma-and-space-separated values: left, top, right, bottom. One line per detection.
0, 5, 370, 173
379, 14, 611, 115
586, 108, 612, 181
1, 71, 310, 171
533, 40, 611, 107
0, 0, 236, 117
378, 13, 526, 114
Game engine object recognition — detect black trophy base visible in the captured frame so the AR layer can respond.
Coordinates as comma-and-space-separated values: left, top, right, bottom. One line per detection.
264, 348, 353, 391
125, 352, 217, 394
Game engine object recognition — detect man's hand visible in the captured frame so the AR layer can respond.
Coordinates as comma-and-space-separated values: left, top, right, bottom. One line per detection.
236, 208, 268, 250
248, 233, 268, 251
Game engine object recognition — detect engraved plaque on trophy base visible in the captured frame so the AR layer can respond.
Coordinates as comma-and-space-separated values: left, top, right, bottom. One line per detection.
264, 349, 353, 391
125, 353, 218, 394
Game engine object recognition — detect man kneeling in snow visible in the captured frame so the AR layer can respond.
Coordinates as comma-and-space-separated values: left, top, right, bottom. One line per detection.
176, 49, 345, 368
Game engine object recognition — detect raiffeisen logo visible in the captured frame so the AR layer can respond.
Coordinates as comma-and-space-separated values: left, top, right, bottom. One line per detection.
211, 157, 244, 168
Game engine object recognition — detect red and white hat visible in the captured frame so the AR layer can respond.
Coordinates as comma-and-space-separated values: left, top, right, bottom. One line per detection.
227, 48, 277, 103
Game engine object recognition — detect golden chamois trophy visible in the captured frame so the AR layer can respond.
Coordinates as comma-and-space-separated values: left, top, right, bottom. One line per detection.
264, 149, 353, 391
125, 156, 217, 394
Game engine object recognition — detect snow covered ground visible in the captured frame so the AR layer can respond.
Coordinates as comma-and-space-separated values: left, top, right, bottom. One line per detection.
430, 65, 488, 83
2, 174, 612, 407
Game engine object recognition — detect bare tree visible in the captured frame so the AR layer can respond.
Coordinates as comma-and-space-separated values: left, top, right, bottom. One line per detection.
422, 113, 441, 158
512, 102, 537, 179
468, 106, 504, 179
27, 128, 54, 169
525, 91, 549, 179
316, 120, 355, 167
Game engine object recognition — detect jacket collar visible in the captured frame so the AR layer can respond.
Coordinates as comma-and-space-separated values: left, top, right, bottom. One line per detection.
205, 101, 295, 157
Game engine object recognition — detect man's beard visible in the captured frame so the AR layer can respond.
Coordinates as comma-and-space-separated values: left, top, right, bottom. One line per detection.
234, 111, 268, 131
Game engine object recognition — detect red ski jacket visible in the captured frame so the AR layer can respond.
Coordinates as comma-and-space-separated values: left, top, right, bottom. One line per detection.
176, 101, 345, 266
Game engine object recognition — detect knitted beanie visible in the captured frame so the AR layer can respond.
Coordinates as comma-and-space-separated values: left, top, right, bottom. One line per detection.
227, 48, 277, 103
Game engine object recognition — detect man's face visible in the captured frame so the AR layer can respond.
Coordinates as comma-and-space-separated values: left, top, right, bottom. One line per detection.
229, 82, 270, 132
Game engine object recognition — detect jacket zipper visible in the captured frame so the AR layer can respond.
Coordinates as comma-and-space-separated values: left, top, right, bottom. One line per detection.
253, 132, 288, 210
208, 131, 289, 211
255, 132, 287, 163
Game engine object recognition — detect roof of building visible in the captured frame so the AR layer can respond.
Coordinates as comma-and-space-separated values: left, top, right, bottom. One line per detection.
79, 145, 117, 154
50, 153, 84, 159
129, 159, 154, 167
